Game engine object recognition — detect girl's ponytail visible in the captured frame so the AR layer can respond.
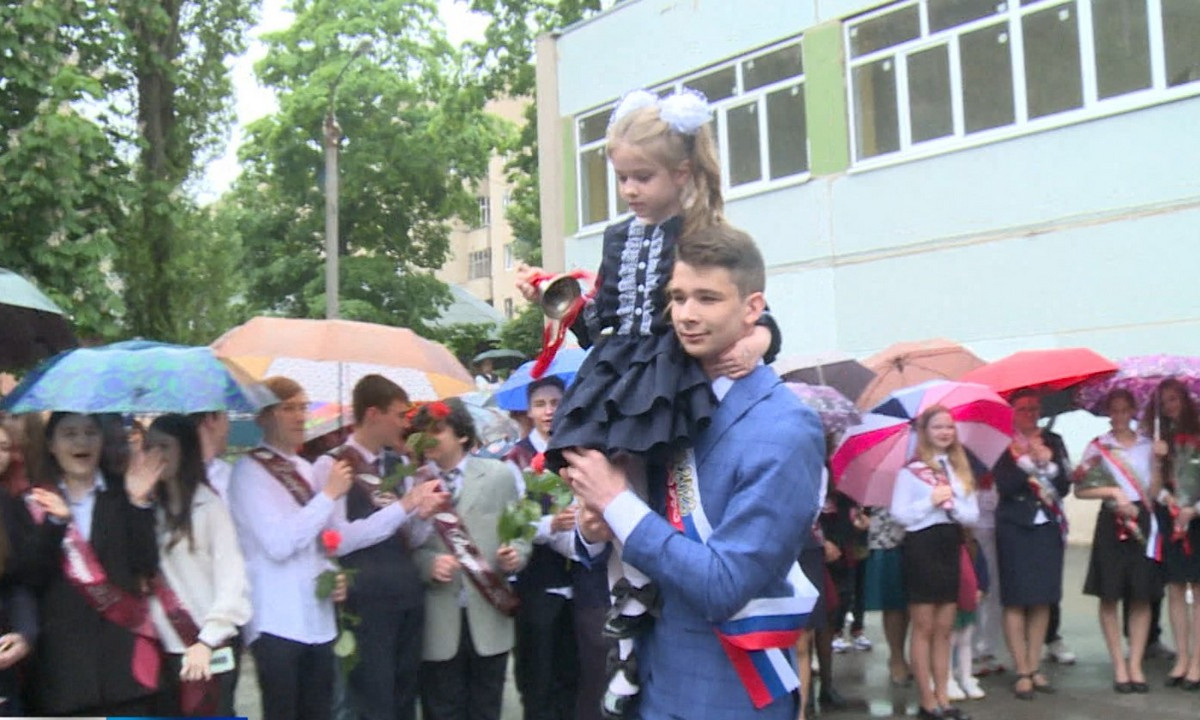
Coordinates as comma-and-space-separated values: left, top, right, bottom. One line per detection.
682, 124, 724, 237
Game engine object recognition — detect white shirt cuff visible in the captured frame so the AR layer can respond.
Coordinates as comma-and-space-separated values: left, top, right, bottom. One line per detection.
603, 490, 652, 545
578, 529, 607, 559
534, 515, 554, 544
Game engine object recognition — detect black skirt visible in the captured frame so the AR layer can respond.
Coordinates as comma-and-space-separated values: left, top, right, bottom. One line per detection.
798, 546, 829, 631
996, 520, 1064, 607
1083, 505, 1163, 602
902, 523, 961, 605
545, 330, 716, 472
1157, 506, 1200, 584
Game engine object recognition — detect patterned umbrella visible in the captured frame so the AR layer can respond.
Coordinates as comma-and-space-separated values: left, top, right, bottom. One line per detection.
784, 382, 861, 436
856, 338, 985, 410
212, 317, 474, 403
0, 340, 276, 414
0, 267, 77, 368
831, 380, 1013, 507
1075, 354, 1200, 415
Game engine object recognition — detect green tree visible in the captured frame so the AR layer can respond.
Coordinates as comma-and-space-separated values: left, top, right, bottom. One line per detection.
224, 0, 511, 336
498, 302, 544, 359
0, 1, 131, 341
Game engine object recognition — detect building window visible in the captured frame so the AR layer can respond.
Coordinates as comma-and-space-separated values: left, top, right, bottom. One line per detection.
477, 196, 491, 227
504, 297, 514, 318
468, 249, 492, 280
503, 243, 514, 270
846, 0, 1200, 165
574, 37, 807, 228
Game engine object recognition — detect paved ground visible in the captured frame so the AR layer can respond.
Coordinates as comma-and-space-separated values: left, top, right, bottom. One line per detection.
234, 545, 1199, 719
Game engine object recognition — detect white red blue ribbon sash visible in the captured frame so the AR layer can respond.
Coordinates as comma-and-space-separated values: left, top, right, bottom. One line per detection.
665, 449, 817, 709
1090, 440, 1161, 561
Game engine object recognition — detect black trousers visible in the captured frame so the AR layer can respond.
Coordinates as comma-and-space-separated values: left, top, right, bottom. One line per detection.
419, 612, 509, 720
346, 598, 424, 720
514, 592, 578, 720
572, 604, 612, 720
251, 633, 335, 720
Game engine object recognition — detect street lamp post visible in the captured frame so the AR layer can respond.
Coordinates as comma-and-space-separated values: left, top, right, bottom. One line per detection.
324, 40, 371, 320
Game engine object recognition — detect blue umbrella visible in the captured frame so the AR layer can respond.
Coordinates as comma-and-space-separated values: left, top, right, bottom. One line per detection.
493, 348, 589, 411
0, 340, 277, 414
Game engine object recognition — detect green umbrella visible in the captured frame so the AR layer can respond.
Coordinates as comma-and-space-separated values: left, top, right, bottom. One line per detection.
0, 267, 77, 369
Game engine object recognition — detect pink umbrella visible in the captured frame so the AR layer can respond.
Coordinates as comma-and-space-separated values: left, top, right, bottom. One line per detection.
831, 380, 1014, 507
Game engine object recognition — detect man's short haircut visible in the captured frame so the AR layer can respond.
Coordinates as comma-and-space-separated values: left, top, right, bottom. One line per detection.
352, 374, 410, 423
675, 224, 765, 298
262, 376, 303, 404
526, 375, 566, 403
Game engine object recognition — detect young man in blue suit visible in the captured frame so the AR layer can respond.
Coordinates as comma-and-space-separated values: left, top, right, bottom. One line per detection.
565, 224, 825, 720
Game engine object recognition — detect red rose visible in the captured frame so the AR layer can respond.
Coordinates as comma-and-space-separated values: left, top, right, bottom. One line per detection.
530, 452, 546, 474
321, 529, 342, 555
429, 401, 451, 420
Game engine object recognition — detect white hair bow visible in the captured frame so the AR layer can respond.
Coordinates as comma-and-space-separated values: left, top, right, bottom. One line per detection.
608, 87, 712, 135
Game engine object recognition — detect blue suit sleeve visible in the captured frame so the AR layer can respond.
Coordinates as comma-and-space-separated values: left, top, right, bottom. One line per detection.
621, 407, 824, 623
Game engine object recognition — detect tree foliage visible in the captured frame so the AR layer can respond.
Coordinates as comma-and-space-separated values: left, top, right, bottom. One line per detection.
222, 0, 512, 336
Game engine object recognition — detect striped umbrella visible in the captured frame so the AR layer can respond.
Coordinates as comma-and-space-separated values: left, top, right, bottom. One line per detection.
831, 380, 1013, 507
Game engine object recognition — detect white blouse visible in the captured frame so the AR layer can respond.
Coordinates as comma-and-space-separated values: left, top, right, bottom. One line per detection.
890, 455, 980, 532
149, 483, 252, 653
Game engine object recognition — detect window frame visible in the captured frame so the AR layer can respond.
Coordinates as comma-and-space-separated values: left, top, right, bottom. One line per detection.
572, 36, 810, 231
477, 195, 491, 228
467, 248, 492, 280
845, 0, 1200, 171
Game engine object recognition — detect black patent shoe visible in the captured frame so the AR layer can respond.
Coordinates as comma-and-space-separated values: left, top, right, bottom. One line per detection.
818, 686, 849, 709
1113, 682, 1134, 694
1131, 681, 1150, 694
915, 707, 943, 720
602, 578, 661, 639
939, 705, 970, 720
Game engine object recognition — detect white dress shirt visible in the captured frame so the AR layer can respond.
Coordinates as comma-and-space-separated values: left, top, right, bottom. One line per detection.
311, 438, 414, 556
149, 483, 252, 653
206, 457, 233, 502
890, 455, 980, 532
227, 445, 337, 645
59, 472, 106, 542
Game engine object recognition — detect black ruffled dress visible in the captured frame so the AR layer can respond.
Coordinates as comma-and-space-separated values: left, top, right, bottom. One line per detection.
544, 215, 779, 471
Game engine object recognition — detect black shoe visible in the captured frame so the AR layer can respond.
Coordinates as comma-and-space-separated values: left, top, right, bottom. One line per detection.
1113, 682, 1134, 694
940, 706, 970, 720
1013, 674, 1035, 701
604, 645, 639, 684
915, 707, 943, 720
1131, 682, 1150, 694
818, 686, 849, 709
1181, 678, 1200, 691
1165, 674, 1184, 688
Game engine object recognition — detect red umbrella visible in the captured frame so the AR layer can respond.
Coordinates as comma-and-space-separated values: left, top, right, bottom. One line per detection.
960, 348, 1117, 415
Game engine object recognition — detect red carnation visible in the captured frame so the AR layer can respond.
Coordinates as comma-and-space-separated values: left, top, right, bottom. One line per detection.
429, 401, 451, 420
530, 452, 546, 474
321, 529, 342, 556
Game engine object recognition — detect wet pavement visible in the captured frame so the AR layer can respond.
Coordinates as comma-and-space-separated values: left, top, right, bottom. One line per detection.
235, 545, 1199, 719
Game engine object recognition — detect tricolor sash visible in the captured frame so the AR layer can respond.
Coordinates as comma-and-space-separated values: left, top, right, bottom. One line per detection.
1090, 440, 1161, 560
423, 466, 520, 616
25, 492, 160, 691
665, 449, 817, 709
151, 577, 222, 716
250, 447, 315, 506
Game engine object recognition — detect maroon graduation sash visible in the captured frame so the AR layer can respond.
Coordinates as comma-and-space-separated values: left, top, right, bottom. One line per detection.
25, 492, 160, 691
249, 447, 315, 506
421, 465, 520, 616
326, 444, 410, 543
151, 577, 221, 716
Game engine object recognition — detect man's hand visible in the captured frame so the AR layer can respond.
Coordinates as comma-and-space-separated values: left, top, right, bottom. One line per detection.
496, 545, 523, 573
577, 506, 614, 544
550, 505, 577, 533
431, 554, 460, 583
0, 633, 30, 670
402, 478, 451, 519
562, 448, 628, 512
323, 460, 354, 500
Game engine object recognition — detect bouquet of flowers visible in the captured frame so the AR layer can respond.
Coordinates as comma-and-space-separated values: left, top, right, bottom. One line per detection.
1073, 453, 1145, 546
498, 452, 573, 545
1172, 434, 1200, 507
374, 401, 451, 494
315, 530, 360, 675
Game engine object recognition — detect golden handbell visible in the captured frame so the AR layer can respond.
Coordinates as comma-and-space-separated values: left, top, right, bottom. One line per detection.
535, 274, 584, 320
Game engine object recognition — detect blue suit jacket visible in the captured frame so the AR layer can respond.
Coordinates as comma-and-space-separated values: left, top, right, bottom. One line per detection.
622, 366, 825, 720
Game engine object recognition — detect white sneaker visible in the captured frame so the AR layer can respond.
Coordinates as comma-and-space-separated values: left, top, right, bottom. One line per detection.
1047, 638, 1077, 665
946, 675, 966, 701
961, 675, 986, 700
831, 636, 852, 654
852, 633, 873, 651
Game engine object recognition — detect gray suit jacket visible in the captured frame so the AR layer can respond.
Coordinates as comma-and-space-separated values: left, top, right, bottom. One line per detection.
415, 455, 530, 661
